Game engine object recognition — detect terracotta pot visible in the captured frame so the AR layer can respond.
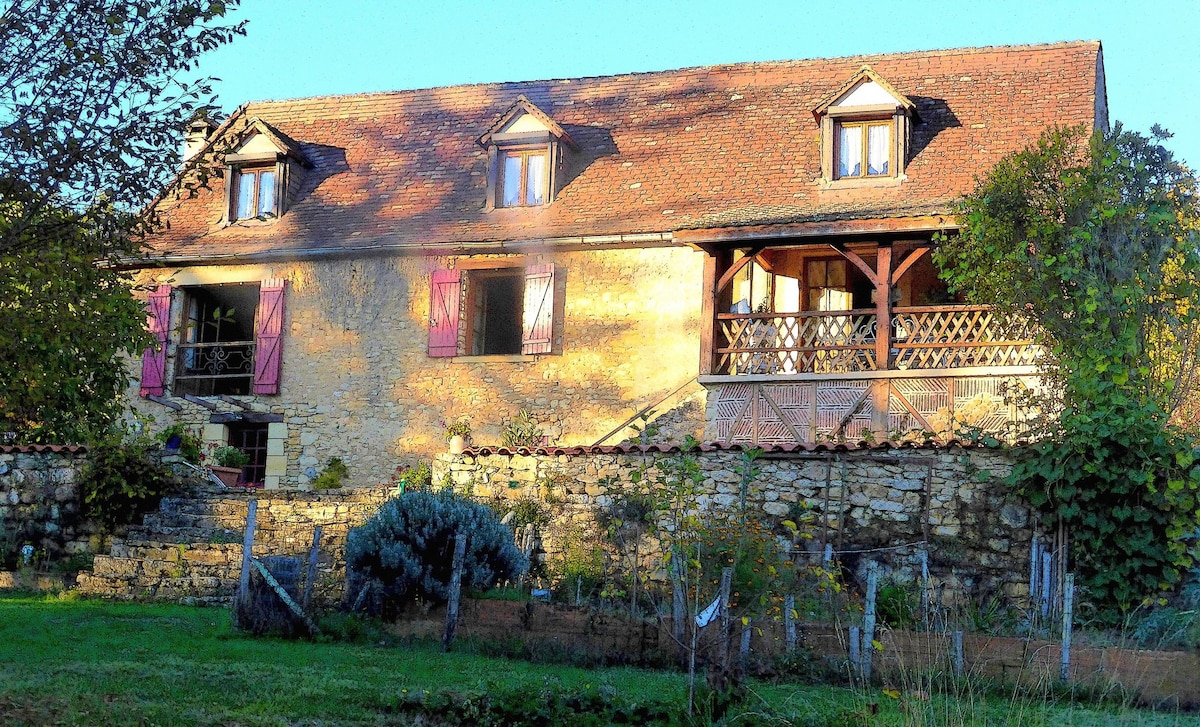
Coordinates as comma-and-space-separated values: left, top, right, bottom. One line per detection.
210, 465, 242, 487
447, 435, 467, 455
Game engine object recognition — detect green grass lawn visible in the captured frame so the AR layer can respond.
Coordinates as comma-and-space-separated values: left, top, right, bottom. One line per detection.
0, 592, 1195, 726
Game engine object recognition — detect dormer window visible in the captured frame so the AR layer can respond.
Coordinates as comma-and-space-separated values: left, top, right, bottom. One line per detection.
234, 166, 277, 219
220, 117, 311, 226
479, 95, 576, 210
814, 66, 916, 187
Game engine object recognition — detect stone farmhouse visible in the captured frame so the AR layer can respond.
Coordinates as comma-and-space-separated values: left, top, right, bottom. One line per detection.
126, 42, 1108, 489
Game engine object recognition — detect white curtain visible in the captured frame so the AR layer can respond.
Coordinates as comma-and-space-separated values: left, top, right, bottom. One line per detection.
839, 125, 861, 177
867, 124, 890, 175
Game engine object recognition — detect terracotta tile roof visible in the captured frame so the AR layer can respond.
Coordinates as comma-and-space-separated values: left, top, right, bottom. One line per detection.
0, 444, 87, 454
146, 41, 1104, 261
465, 438, 1007, 457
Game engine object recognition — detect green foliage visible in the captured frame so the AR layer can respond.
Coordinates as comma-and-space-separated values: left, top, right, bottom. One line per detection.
501, 408, 545, 448
391, 461, 431, 490
0, 2, 244, 443
501, 496, 551, 530
210, 445, 249, 469
311, 457, 348, 490
345, 489, 527, 607
157, 423, 202, 464
938, 124, 1200, 624
395, 683, 677, 727
875, 580, 918, 628
443, 419, 471, 440
81, 424, 179, 533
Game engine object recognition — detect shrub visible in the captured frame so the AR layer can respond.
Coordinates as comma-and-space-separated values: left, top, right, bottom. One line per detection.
501, 408, 544, 448
210, 445, 249, 468
312, 457, 348, 490
82, 425, 179, 533
346, 489, 527, 607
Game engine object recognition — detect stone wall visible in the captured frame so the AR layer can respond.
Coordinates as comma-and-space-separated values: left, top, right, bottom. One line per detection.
0, 447, 95, 565
434, 444, 1038, 606
127, 245, 708, 489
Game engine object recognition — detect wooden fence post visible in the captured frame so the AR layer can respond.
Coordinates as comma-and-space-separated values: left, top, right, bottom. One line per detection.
1060, 573, 1075, 682
302, 525, 322, 610
784, 594, 796, 653
237, 500, 258, 607
443, 532, 467, 652
861, 561, 879, 683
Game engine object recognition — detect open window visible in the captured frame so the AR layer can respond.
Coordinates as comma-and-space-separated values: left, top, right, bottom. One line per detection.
138, 279, 287, 398
428, 264, 556, 357
478, 95, 576, 209
813, 66, 916, 186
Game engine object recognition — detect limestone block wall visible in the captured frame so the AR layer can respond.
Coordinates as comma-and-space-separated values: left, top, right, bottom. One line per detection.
434, 445, 1038, 606
127, 245, 707, 489
0, 447, 95, 564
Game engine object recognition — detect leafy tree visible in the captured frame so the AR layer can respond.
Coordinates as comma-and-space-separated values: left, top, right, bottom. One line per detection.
0, 1, 245, 441
935, 124, 1200, 623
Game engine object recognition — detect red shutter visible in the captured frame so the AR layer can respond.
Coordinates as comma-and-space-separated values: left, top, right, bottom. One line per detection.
429, 269, 462, 357
521, 264, 555, 355
252, 278, 287, 395
139, 285, 172, 397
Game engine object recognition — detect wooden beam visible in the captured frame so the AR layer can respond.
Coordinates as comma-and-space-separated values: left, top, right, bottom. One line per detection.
891, 246, 931, 285
700, 254, 717, 376
673, 215, 956, 245
183, 394, 219, 411
875, 245, 893, 370
831, 243, 879, 287
889, 384, 933, 431
146, 395, 182, 411
715, 246, 766, 296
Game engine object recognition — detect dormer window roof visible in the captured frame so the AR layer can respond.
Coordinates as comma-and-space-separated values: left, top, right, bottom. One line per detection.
814, 66, 917, 187
479, 96, 575, 209
223, 118, 310, 224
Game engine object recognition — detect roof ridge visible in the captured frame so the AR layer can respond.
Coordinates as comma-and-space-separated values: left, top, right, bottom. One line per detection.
238, 40, 1101, 111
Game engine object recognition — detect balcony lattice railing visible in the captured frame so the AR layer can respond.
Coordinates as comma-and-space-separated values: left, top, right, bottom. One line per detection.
714, 306, 1035, 376
717, 309, 878, 375
891, 306, 1038, 369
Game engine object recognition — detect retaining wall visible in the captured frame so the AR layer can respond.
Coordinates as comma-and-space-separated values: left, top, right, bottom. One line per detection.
435, 444, 1039, 606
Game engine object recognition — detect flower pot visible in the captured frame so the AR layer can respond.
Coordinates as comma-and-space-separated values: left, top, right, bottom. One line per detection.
448, 435, 467, 455
210, 465, 242, 487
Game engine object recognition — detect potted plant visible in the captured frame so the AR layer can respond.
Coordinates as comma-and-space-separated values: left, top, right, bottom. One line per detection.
443, 419, 472, 455
157, 423, 202, 464
208, 445, 250, 487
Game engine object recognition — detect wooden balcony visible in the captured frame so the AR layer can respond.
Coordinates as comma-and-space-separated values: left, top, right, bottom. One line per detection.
713, 305, 1035, 376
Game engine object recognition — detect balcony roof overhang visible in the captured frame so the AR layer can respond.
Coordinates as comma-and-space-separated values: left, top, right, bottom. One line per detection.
675, 215, 959, 253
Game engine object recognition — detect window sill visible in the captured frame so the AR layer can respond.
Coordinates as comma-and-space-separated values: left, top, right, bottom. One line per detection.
817, 174, 906, 191
449, 354, 538, 363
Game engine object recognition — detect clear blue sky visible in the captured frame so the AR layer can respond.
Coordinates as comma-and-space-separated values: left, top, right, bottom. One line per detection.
196, 0, 1199, 169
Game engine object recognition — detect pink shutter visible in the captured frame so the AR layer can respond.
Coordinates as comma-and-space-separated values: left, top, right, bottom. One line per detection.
139, 285, 172, 397
252, 278, 287, 395
428, 269, 462, 357
521, 264, 555, 355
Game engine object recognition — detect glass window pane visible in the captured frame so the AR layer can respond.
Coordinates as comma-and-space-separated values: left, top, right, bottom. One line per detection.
525, 153, 546, 205
838, 125, 861, 177
501, 154, 522, 206
867, 124, 890, 175
258, 171, 276, 215
236, 172, 255, 219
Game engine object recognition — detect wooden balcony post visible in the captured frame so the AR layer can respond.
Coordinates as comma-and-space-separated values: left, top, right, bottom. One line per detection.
872, 245, 893, 435
699, 253, 717, 376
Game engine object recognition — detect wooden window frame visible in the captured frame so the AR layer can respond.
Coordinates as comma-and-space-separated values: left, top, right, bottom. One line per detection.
497, 147, 549, 208
834, 120, 893, 180
231, 165, 278, 220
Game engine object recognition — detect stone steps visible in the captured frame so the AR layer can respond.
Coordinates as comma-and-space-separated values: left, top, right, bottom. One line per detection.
76, 484, 394, 602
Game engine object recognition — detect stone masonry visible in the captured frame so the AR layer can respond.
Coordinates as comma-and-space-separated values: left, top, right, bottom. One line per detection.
435, 444, 1039, 606
127, 245, 708, 489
